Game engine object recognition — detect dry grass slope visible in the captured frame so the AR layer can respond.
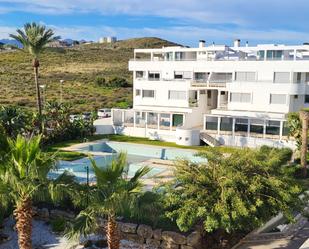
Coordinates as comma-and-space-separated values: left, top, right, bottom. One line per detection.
0, 37, 180, 112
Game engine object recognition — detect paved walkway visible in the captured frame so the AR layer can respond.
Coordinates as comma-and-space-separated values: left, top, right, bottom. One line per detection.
235, 221, 309, 249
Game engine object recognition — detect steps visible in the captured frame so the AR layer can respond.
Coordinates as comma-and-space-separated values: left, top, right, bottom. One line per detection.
200, 132, 221, 147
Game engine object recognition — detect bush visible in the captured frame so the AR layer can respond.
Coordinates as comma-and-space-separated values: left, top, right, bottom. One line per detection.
165, 146, 303, 233
94, 76, 106, 86
50, 217, 67, 233
107, 77, 129, 88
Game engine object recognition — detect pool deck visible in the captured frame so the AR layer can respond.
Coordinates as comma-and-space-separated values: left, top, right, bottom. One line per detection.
61, 139, 199, 154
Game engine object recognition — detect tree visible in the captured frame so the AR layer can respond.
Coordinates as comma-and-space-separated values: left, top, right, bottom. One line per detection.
287, 112, 302, 149
67, 153, 150, 249
165, 146, 302, 233
299, 110, 309, 178
0, 134, 78, 249
10, 23, 60, 125
0, 105, 30, 137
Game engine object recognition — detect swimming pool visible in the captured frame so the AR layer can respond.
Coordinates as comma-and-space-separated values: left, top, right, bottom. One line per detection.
51, 141, 205, 183
80, 141, 205, 162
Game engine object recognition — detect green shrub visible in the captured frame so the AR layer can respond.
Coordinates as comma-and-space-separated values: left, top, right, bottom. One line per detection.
165, 146, 303, 233
94, 76, 106, 86
50, 217, 67, 233
107, 77, 129, 88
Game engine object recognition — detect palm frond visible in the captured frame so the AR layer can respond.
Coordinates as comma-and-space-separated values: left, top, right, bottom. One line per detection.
10, 22, 60, 57
66, 208, 98, 240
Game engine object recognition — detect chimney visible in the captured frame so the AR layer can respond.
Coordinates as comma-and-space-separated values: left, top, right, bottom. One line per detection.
246, 41, 249, 47
199, 40, 205, 48
234, 39, 241, 47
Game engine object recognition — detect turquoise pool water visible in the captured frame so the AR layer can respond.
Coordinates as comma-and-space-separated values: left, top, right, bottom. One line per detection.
82, 141, 205, 162
51, 141, 205, 183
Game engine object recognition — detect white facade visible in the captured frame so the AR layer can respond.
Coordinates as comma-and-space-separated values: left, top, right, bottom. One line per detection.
111, 40, 309, 148
99, 36, 117, 43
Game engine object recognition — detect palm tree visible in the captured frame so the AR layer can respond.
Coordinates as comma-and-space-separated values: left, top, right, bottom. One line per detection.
67, 153, 150, 249
0, 105, 30, 137
0, 134, 78, 249
300, 110, 309, 178
10, 23, 60, 122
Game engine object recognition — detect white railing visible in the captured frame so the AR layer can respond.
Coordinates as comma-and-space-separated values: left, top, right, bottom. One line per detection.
130, 56, 309, 62
191, 81, 227, 88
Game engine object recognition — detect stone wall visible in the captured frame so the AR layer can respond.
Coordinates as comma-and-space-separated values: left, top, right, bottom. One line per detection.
33, 207, 202, 249
117, 222, 201, 249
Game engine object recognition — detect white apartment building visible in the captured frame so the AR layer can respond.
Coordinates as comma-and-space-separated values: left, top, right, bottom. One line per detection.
111, 40, 309, 148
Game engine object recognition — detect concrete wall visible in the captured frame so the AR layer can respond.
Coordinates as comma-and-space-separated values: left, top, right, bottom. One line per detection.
214, 134, 296, 149
94, 118, 114, 134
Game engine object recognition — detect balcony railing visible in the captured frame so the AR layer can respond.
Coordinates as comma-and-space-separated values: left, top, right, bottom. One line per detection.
191, 80, 227, 88
130, 55, 309, 62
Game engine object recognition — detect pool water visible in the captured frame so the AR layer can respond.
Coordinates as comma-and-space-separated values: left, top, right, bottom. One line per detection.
82, 141, 205, 163
51, 141, 205, 183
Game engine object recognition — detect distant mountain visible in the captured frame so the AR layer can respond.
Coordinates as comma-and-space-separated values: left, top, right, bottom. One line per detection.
0, 39, 22, 48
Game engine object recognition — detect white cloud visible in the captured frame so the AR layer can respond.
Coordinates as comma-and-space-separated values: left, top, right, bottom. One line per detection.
1, 0, 308, 27
3, 24, 308, 46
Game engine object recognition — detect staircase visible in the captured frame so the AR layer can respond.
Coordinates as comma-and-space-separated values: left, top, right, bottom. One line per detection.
200, 132, 221, 147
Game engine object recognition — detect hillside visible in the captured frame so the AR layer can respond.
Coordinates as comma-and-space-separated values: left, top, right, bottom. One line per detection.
0, 37, 181, 112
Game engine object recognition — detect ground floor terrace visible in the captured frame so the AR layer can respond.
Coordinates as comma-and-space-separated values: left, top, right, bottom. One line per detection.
109, 109, 296, 148
204, 114, 295, 148
112, 109, 186, 131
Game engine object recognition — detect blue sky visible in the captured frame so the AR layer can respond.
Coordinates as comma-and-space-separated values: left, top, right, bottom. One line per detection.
0, 0, 309, 46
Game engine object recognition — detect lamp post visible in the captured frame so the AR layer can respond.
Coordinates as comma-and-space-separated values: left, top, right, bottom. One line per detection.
39, 84, 46, 107
84, 165, 90, 205
60, 80, 64, 103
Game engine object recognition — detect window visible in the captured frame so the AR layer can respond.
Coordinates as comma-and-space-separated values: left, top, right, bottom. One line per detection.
172, 114, 183, 127
294, 95, 299, 99
235, 72, 256, 82
230, 93, 251, 103
206, 116, 218, 130
306, 73, 309, 83
257, 50, 265, 60
174, 71, 191, 79
148, 72, 160, 81
207, 90, 212, 98
266, 120, 280, 135
168, 90, 186, 100
274, 72, 290, 83
175, 52, 184, 60
297, 72, 302, 83
195, 72, 209, 81
250, 119, 264, 134
267, 50, 283, 60
165, 52, 173, 61
142, 90, 155, 98
220, 117, 233, 131
305, 95, 309, 104
235, 118, 248, 132
136, 71, 144, 78
135, 89, 141, 96
270, 94, 286, 104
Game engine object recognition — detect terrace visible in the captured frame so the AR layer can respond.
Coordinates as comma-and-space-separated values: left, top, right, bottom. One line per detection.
112, 109, 185, 131
204, 115, 289, 140
130, 44, 309, 62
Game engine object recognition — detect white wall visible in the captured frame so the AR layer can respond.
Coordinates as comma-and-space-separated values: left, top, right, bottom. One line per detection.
134, 80, 191, 108
215, 134, 296, 149
114, 126, 177, 142
130, 60, 309, 115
